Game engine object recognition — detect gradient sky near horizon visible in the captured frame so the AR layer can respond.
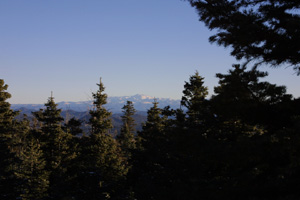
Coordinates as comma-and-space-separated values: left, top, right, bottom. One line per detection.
1, 0, 299, 104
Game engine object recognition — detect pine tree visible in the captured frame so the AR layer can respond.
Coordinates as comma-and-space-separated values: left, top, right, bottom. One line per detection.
139, 99, 164, 140
212, 64, 292, 130
137, 99, 169, 154
77, 78, 128, 200
14, 125, 49, 200
181, 71, 211, 129
0, 79, 17, 134
33, 94, 75, 199
89, 78, 113, 136
64, 117, 83, 136
7, 116, 48, 200
0, 79, 19, 199
117, 101, 136, 157
132, 100, 171, 200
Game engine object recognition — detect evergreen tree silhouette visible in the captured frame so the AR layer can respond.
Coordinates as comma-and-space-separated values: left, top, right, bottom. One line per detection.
117, 101, 137, 158
33, 93, 75, 199
77, 78, 128, 200
0, 79, 19, 199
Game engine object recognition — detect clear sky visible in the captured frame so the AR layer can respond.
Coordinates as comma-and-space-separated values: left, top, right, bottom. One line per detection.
1, 0, 299, 104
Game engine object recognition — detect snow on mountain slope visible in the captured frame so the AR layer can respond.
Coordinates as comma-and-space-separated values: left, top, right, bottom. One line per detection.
11, 94, 181, 113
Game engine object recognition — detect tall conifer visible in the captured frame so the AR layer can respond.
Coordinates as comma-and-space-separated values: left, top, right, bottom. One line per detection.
14, 123, 49, 200
0, 79, 19, 199
212, 64, 292, 129
117, 101, 136, 156
89, 78, 112, 136
181, 71, 210, 128
132, 100, 172, 199
33, 94, 74, 198
77, 78, 128, 200
140, 99, 164, 139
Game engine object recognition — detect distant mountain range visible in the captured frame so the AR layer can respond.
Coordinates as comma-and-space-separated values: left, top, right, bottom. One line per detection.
11, 94, 181, 113
11, 94, 181, 133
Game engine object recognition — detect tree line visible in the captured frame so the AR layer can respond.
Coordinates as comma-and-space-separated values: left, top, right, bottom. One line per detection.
1, 64, 300, 200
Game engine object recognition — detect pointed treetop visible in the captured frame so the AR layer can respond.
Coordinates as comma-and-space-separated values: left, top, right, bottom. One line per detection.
181, 71, 208, 110
89, 78, 112, 135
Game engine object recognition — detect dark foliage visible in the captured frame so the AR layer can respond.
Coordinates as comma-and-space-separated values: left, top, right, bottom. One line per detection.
188, 0, 300, 73
1, 65, 300, 199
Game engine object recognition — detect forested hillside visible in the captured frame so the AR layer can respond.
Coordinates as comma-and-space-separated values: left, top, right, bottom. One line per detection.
2, 1, 300, 199
1, 64, 300, 199
14, 108, 147, 135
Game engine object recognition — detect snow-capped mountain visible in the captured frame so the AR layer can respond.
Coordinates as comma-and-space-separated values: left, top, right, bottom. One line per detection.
11, 94, 181, 113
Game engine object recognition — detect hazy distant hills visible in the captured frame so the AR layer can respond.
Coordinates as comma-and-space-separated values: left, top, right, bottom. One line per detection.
11, 94, 181, 132
11, 94, 181, 113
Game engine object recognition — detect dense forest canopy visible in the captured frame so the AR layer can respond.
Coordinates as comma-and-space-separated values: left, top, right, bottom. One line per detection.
1, 64, 300, 199
1, 1, 300, 199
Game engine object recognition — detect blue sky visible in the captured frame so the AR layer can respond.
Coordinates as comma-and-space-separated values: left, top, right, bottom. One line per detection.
1, 0, 299, 104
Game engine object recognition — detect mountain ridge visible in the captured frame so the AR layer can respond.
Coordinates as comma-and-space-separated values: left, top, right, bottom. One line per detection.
11, 94, 181, 113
